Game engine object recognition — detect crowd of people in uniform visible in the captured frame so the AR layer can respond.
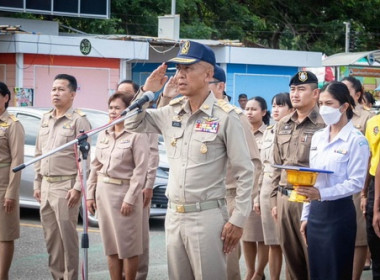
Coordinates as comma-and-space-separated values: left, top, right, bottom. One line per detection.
0, 40, 380, 280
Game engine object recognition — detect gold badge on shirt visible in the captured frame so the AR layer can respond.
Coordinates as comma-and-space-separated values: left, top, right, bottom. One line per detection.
171, 138, 177, 147
200, 143, 208, 154
0, 122, 9, 128
63, 122, 73, 129
100, 138, 109, 144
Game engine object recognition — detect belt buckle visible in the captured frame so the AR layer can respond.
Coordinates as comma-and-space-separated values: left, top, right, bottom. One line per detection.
103, 177, 110, 183
176, 205, 185, 213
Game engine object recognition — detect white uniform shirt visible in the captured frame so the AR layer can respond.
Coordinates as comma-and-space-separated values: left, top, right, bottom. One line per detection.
301, 121, 370, 221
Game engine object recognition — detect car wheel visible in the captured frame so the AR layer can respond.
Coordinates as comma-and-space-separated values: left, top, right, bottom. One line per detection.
79, 205, 99, 227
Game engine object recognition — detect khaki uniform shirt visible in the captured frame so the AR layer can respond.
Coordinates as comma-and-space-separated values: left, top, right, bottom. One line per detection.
270, 106, 325, 207
252, 123, 267, 205
145, 133, 159, 189
34, 108, 91, 192
87, 129, 149, 205
125, 91, 254, 227
352, 104, 373, 135
0, 111, 24, 199
225, 101, 261, 193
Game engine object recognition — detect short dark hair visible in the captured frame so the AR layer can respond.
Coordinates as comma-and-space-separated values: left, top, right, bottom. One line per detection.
238, 93, 248, 99
0, 82, 11, 109
320, 81, 355, 120
341, 76, 363, 103
250, 96, 271, 125
54, 74, 77, 92
108, 92, 134, 108
118, 80, 139, 94
272, 92, 292, 109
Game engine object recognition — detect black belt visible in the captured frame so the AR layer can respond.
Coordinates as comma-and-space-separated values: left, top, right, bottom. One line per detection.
278, 186, 293, 197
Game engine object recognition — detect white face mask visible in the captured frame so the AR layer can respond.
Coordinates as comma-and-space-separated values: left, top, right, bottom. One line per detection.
319, 105, 342, 125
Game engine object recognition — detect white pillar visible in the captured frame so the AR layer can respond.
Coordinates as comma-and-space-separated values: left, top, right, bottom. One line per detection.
15, 53, 23, 87
119, 60, 132, 81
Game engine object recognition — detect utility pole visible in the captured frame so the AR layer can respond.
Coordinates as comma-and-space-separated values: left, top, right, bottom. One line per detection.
343, 21, 350, 53
171, 0, 176, 15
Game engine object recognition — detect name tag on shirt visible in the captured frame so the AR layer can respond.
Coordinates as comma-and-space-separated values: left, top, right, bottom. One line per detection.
334, 149, 347, 155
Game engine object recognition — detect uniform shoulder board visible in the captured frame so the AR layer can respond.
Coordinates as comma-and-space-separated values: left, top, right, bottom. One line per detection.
233, 106, 243, 115
9, 114, 19, 122
266, 124, 274, 130
75, 109, 86, 116
216, 99, 234, 113
169, 96, 185, 106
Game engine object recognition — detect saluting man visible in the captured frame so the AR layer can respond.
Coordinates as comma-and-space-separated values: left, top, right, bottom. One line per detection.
125, 41, 254, 280
157, 65, 261, 280
34, 74, 91, 280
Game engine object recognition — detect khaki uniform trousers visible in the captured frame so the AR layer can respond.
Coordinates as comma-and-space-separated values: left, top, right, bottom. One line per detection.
226, 189, 241, 280
40, 178, 80, 280
165, 206, 228, 280
136, 204, 150, 280
277, 194, 309, 280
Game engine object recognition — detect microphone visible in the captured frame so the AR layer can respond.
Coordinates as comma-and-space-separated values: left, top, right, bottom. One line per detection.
121, 91, 155, 116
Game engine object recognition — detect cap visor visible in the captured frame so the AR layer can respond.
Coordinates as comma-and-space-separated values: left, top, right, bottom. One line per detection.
167, 57, 199, 64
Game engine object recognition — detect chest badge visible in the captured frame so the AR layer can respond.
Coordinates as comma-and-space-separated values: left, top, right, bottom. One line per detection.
374, 126, 379, 136
195, 119, 219, 133
200, 143, 208, 154
171, 138, 177, 147
63, 122, 73, 129
0, 122, 9, 128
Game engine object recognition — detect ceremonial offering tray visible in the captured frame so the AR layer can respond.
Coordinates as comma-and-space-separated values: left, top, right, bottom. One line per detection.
272, 165, 333, 202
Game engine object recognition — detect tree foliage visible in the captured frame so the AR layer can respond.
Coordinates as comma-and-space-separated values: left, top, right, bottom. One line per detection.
1, 0, 379, 54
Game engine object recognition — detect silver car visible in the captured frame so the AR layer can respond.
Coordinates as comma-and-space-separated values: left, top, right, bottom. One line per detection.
8, 107, 169, 226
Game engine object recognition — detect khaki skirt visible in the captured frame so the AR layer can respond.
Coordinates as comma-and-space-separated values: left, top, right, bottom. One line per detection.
96, 180, 143, 259
0, 188, 20, 241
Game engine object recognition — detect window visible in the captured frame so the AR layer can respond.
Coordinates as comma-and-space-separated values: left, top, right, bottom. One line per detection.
16, 113, 40, 146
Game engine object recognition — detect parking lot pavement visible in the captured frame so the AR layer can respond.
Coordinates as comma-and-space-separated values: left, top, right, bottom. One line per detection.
11, 209, 374, 279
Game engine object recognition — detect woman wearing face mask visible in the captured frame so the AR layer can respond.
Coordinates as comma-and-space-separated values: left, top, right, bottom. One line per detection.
260, 93, 293, 280
87, 92, 149, 280
297, 81, 370, 280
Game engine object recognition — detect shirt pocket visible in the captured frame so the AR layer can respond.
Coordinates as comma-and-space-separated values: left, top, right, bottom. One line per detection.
189, 132, 222, 164
277, 134, 291, 159
298, 130, 315, 162
328, 152, 349, 178
165, 129, 184, 159
38, 127, 50, 149
0, 129, 7, 153
95, 142, 110, 162
115, 140, 132, 160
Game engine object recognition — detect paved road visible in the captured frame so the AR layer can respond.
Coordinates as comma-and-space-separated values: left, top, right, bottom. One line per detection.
11, 208, 374, 279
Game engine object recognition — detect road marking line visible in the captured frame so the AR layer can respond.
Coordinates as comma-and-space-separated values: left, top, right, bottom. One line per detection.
20, 223, 101, 233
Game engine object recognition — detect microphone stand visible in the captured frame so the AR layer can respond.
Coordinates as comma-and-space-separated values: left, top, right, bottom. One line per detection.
13, 108, 142, 280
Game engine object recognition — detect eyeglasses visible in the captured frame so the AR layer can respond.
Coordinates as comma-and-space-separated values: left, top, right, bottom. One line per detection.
209, 80, 221, 84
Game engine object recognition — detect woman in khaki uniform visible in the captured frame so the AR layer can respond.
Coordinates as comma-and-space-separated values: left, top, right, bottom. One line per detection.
0, 82, 24, 280
243, 96, 270, 280
342, 76, 374, 279
259, 93, 293, 280
87, 92, 149, 280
